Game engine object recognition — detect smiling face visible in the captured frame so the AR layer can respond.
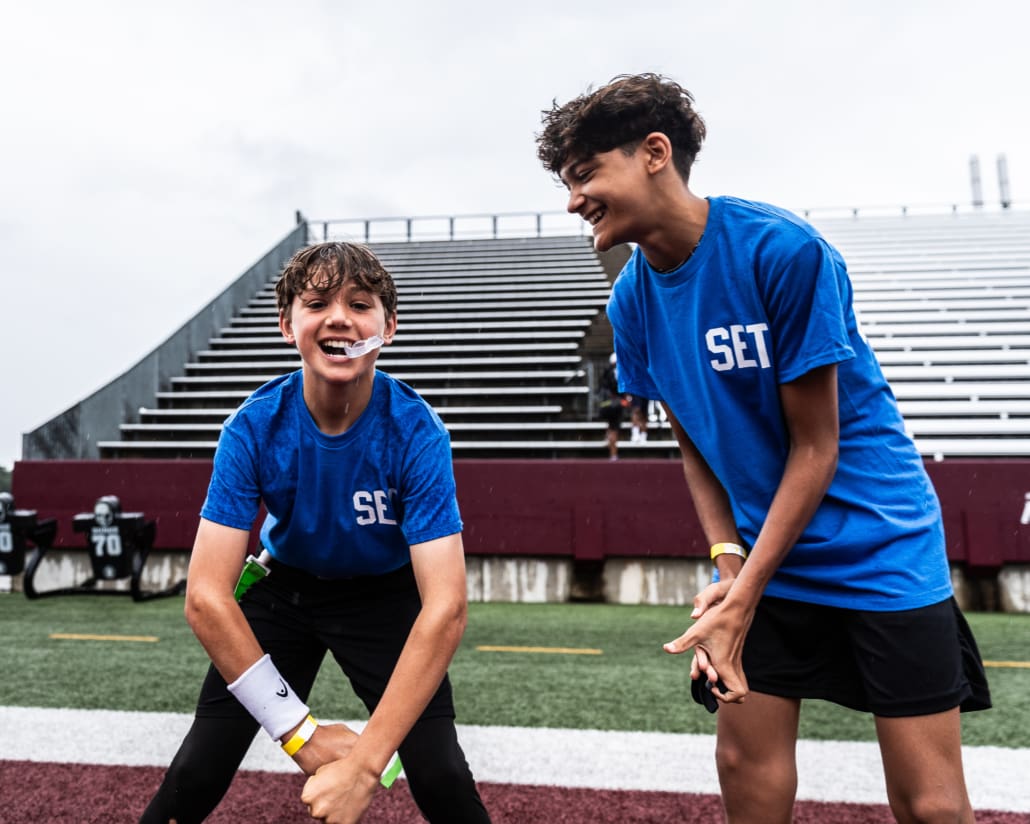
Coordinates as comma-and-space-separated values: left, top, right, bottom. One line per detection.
280, 277, 397, 390
561, 144, 655, 252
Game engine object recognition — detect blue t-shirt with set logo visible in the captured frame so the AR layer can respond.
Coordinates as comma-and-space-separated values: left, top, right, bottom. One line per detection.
607, 195, 951, 611
201, 369, 462, 578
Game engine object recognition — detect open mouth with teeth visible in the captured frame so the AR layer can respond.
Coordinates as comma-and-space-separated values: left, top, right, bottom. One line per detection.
587, 208, 605, 227
319, 335, 384, 358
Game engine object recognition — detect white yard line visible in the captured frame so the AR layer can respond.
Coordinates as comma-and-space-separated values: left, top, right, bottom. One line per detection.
1, 707, 1028, 812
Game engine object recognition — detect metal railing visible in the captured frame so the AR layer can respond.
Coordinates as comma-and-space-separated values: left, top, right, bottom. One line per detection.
302, 210, 588, 245
299, 201, 1028, 245
795, 201, 1028, 220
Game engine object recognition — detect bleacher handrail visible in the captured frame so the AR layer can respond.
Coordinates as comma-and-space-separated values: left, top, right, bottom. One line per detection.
306, 211, 588, 243
303, 202, 1030, 244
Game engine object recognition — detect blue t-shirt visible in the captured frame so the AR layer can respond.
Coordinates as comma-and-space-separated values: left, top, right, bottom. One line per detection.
201, 369, 462, 578
607, 196, 951, 610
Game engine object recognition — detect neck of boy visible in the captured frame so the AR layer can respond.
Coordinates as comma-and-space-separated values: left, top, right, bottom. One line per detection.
650, 234, 703, 273
302, 372, 374, 435
642, 195, 709, 273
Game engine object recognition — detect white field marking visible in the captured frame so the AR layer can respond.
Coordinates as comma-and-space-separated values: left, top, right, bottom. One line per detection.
1, 707, 1028, 812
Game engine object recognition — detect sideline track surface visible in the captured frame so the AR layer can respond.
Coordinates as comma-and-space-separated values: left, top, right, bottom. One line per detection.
3, 706, 1029, 815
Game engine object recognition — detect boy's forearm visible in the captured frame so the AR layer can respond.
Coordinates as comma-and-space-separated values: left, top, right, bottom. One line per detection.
350, 601, 466, 773
724, 365, 841, 612
724, 442, 837, 612
666, 404, 741, 545
186, 519, 266, 683
186, 580, 266, 682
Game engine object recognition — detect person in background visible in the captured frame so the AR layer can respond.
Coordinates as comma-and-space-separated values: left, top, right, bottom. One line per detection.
629, 395, 649, 442
598, 351, 628, 460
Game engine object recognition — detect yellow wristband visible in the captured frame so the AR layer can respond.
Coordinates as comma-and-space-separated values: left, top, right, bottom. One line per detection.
710, 542, 748, 562
281, 714, 318, 756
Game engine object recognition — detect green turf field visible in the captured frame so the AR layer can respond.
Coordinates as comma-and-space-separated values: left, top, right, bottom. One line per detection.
1, 595, 1027, 747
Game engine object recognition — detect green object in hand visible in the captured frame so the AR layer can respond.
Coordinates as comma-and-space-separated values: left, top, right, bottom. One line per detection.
234, 552, 271, 601
380, 755, 403, 788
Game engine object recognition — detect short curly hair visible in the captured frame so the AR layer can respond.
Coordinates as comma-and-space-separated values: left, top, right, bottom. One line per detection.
275, 242, 397, 320
537, 73, 707, 182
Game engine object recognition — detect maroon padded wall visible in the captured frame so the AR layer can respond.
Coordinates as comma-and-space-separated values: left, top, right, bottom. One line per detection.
10, 459, 1030, 568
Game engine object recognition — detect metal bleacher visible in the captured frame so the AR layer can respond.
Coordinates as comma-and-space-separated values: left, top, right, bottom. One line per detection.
97, 208, 1030, 461
816, 209, 1030, 460
101, 235, 626, 459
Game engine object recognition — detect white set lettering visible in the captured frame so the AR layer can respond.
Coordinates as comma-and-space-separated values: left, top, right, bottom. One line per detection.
1021, 492, 1030, 526
706, 323, 771, 372
353, 489, 398, 526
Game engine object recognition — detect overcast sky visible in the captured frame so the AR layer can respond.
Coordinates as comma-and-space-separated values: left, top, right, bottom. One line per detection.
2, 0, 1028, 469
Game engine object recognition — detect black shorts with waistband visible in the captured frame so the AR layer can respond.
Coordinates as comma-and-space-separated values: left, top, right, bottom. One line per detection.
741, 595, 992, 717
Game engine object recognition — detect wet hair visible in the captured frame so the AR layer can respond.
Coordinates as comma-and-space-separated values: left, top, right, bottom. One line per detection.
537, 73, 707, 182
275, 242, 397, 320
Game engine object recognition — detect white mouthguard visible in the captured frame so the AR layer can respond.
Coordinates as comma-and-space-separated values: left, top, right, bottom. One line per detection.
342, 335, 384, 357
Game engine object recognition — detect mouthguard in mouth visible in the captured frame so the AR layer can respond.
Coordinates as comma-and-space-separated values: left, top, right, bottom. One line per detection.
342, 335, 384, 357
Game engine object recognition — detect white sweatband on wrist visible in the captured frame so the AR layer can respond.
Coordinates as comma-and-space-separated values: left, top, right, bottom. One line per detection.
227, 653, 309, 740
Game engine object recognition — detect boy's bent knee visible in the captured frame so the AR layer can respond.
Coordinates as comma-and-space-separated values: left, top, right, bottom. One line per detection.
715, 739, 798, 796
888, 788, 972, 824
715, 733, 797, 824
140, 716, 254, 824
405, 752, 480, 802
400, 718, 490, 823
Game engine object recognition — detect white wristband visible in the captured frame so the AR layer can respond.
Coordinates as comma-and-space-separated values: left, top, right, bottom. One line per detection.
227, 654, 309, 740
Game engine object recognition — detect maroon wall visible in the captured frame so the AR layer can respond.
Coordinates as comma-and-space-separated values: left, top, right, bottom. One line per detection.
10, 459, 1030, 568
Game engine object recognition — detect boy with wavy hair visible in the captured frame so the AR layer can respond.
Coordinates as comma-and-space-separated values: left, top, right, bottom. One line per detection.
538, 74, 990, 823
141, 242, 490, 824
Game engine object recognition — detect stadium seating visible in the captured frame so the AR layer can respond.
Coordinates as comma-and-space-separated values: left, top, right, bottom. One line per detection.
99, 235, 636, 459
58, 208, 1030, 461
816, 209, 1030, 459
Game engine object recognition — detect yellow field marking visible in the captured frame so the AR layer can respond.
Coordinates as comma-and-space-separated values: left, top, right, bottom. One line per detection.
476, 645, 602, 655
983, 660, 1030, 669
49, 633, 159, 643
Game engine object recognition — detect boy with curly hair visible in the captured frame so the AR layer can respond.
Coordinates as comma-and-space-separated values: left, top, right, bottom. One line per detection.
141, 242, 490, 824
538, 73, 990, 823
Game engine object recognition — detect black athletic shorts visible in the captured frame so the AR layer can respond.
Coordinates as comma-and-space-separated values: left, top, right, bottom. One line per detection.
742, 595, 992, 717
599, 400, 624, 430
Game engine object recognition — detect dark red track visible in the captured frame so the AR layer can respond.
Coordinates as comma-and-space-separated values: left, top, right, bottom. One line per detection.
5, 761, 1028, 823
